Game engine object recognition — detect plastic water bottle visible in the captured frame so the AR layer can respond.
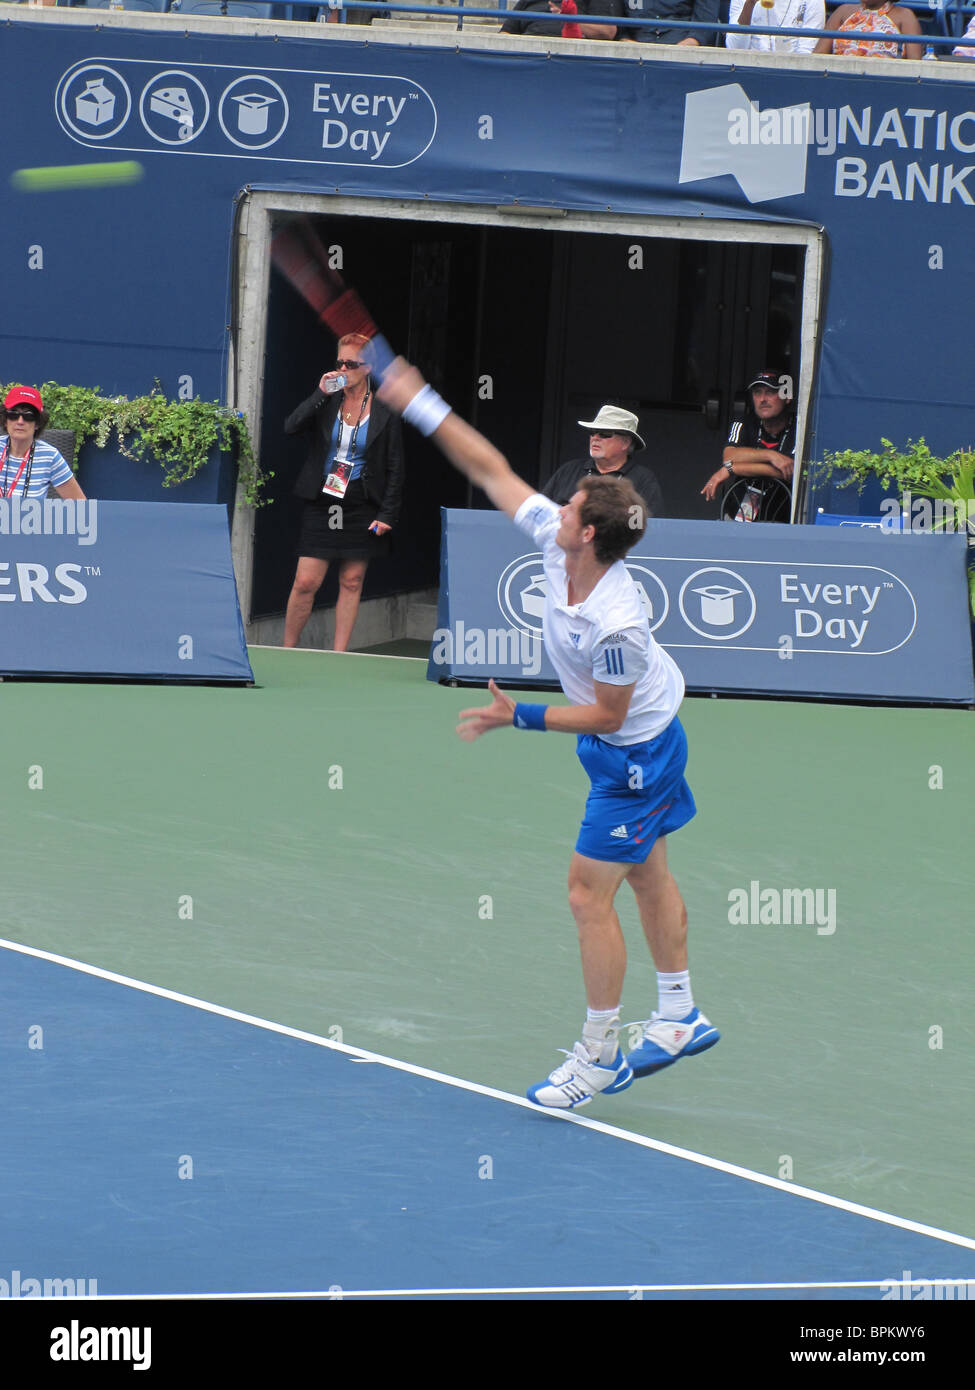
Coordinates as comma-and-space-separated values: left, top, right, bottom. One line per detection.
109, 0, 125, 10
924, 44, 936, 59
323, 374, 347, 394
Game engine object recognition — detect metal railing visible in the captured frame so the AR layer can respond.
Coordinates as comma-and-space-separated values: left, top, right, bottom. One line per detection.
43, 0, 975, 49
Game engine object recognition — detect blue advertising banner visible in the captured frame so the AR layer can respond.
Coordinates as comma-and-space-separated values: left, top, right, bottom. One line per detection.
429, 509, 975, 705
5, 15, 975, 464
0, 499, 253, 682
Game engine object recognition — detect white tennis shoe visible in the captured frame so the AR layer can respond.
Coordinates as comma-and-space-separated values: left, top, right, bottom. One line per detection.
625, 1008, 721, 1078
527, 1041, 634, 1110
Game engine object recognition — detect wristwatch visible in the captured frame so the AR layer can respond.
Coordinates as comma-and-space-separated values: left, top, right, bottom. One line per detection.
725, 461, 734, 474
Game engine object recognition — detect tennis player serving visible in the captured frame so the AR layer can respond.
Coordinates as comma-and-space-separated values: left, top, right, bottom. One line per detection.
380, 359, 720, 1110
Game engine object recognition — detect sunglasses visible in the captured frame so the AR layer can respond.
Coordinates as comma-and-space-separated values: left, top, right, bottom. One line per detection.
590, 430, 626, 440
336, 359, 366, 371
4, 409, 38, 422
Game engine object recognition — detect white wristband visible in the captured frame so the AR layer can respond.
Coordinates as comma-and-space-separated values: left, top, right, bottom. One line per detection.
402, 385, 451, 437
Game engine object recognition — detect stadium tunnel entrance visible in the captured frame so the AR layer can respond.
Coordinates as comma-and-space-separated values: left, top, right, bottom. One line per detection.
232, 193, 824, 643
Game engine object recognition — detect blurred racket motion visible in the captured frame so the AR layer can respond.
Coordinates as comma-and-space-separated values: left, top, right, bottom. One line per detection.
270, 216, 394, 376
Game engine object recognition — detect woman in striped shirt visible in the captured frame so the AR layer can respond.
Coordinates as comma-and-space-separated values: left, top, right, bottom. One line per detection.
0, 386, 86, 500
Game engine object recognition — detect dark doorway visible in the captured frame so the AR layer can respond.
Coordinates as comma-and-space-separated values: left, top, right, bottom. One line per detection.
253, 211, 803, 621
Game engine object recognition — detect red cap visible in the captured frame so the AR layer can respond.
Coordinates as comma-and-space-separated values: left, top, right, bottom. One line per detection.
4, 386, 43, 413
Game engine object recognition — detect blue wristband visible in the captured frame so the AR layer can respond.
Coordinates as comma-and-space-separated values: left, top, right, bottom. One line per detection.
513, 702, 548, 731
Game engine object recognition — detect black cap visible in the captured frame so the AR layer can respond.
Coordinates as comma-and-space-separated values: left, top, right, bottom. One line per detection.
747, 371, 782, 392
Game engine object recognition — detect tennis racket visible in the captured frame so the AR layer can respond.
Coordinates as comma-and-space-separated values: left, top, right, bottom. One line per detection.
270, 217, 394, 377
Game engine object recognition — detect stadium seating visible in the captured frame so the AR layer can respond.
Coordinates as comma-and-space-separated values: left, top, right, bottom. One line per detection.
175, 1, 275, 12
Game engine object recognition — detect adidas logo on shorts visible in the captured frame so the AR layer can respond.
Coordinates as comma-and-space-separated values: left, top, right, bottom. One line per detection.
610, 825, 628, 839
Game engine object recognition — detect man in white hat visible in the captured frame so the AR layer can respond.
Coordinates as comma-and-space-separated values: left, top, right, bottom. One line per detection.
543, 405, 664, 518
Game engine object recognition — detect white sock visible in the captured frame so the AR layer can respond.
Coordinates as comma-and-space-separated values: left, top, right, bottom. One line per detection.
657, 971, 693, 1020
582, 1006, 621, 1064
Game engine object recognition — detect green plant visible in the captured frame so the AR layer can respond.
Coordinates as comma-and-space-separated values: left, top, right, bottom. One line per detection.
815, 439, 975, 615
1, 379, 267, 507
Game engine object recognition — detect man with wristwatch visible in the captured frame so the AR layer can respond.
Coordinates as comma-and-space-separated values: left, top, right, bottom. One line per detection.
700, 370, 797, 505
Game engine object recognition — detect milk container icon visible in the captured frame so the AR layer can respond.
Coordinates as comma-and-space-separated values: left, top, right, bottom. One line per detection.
520, 574, 547, 620
76, 79, 116, 127
693, 584, 740, 626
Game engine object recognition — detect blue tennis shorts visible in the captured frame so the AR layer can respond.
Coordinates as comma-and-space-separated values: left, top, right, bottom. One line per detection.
575, 716, 696, 864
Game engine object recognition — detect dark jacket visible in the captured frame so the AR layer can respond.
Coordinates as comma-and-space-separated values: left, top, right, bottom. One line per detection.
625, 0, 719, 45
542, 454, 665, 518
501, 0, 625, 36
285, 382, 405, 527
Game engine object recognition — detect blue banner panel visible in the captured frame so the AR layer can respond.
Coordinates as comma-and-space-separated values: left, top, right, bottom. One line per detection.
430, 509, 974, 705
0, 500, 252, 683
6, 17, 975, 458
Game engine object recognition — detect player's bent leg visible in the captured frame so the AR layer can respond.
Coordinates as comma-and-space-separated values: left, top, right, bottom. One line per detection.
625, 837, 688, 973
567, 852, 630, 1010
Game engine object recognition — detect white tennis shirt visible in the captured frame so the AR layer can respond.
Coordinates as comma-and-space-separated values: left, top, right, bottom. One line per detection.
513, 493, 684, 746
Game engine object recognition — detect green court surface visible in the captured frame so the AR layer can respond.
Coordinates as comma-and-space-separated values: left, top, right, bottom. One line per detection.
3, 648, 973, 1240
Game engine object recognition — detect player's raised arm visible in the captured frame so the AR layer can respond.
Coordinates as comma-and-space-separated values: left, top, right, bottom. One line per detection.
378, 359, 534, 521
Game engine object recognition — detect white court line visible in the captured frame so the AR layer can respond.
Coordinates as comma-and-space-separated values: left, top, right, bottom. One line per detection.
29, 1278, 975, 1301
4, 935, 975, 1258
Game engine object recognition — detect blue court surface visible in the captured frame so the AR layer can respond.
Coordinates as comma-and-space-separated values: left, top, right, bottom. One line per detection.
3, 939, 974, 1303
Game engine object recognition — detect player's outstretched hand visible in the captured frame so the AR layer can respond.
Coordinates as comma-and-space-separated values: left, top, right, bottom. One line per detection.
456, 679, 517, 741
377, 357, 428, 416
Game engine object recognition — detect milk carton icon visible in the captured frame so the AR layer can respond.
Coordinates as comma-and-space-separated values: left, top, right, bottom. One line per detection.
233, 93, 276, 136
76, 78, 116, 127
693, 584, 740, 626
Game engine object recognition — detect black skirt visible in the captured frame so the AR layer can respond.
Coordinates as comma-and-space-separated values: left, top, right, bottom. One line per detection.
297, 478, 392, 561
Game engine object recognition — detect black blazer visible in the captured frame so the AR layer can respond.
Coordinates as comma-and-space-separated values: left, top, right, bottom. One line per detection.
285, 382, 405, 527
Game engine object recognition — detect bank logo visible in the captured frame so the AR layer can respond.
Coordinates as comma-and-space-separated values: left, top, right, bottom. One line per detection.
56, 65, 132, 142
680, 83, 809, 203
678, 566, 758, 641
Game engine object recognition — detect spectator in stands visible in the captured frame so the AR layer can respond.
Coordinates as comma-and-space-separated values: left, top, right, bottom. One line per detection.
543, 405, 665, 517
952, 14, 975, 56
501, 0, 625, 39
319, 1, 384, 22
0, 387, 85, 501
624, 0, 719, 45
700, 370, 795, 517
283, 334, 404, 651
814, 0, 922, 58
725, 0, 825, 52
